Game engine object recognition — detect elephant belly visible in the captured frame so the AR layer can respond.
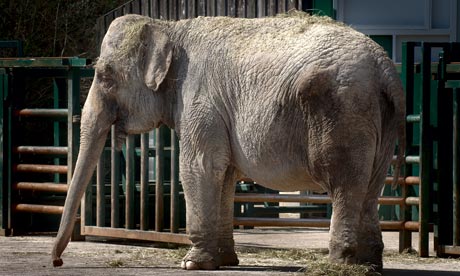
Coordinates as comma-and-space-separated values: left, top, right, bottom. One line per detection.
243, 167, 324, 192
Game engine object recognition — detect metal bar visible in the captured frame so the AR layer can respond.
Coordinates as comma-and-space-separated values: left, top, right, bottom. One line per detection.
125, 135, 135, 229
96, 156, 105, 227
234, 217, 331, 227
419, 42, 433, 257
455, 88, 460, 247
170, 130, 179, 233
15, 146, 68, 155
13, 182, 68, 193
400, 41, 415, 253
155, 128, 164, 232
405, 176, 420, 185
405, 156, 420, 164
233, 217, 419, 231
111, 125, 120, 228
405, 197, 420, 206
67, 67, 81, 184
436, 50, 454, 254
15, 108, 68, 119
14, 164, 67, 174
234, 193, 405, 205
140, 132, 149, 231
83, 226, 191, 244
406, 114, 421, 123
12, 204, 64, 215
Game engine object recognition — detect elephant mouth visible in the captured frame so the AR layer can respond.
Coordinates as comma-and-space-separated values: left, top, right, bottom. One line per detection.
114, 120, 127, 150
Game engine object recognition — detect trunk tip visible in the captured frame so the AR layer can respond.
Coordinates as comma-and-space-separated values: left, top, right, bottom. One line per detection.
53, 258, 64, 267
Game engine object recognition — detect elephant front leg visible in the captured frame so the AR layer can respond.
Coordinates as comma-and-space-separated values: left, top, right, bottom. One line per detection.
179, 148, 231, 270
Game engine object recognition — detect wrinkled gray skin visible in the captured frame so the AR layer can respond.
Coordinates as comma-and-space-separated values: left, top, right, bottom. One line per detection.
52, 13, 405, 271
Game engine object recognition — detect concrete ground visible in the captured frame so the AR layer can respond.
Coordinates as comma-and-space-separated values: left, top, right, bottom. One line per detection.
0, 228, 459, 276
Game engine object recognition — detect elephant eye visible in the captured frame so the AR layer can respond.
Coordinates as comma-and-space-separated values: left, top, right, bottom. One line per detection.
97, 73, 116, 91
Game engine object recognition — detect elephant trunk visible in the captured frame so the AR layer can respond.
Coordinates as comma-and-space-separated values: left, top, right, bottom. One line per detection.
52, 90, 115, 267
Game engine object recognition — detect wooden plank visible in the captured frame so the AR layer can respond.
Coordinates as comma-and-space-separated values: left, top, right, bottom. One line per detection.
187, 0, 197, 18
216, 0, 226, 16
111, 125, 120, 228
237, 0, 246, 18
207, 0, 216, 16
152, 0, 160, 19
227, 0, 237, 17
197, 0, 207, 16
170, 130, 180, 233
83, 226, 191, 245
178, 0, 187, 19
268, 0, 277, 16
246, 0, 256, 18
155, 128, 165, 232
96, 156, 105, 227
257, 0, 266, 17
287, 0, 297, 10
140, 133, 149, 231
125, 135, 135, 229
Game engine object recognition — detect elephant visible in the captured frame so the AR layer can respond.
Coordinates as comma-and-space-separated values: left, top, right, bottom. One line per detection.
51, 12, 405, 271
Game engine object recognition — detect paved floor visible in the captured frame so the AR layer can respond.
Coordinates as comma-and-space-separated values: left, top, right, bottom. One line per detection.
0, 228, 459, 276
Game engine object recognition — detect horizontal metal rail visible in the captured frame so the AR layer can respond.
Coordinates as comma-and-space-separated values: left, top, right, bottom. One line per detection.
234, 193, 414, 206
234, 217, 422, 231
15, 108, 68, 119
405, 156, 421, 164
14, 164, 67, 174
13, 182, 68, 193
82, 226, 191, 245
14, 146, 68, 155
12, 204, 64, 215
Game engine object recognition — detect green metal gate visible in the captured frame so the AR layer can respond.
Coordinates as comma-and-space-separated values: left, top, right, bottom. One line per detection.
0, 57, 92, 236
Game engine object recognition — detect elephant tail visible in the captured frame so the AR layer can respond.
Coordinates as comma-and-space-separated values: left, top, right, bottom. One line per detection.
381, 61, 406, 190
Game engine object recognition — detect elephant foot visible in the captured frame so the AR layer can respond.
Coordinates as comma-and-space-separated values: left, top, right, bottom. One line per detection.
180, 260, 219, 270
52, 258, 63, 267
329, 242, 358, 265
219, 251, 239, 266
181, 246, 219, 270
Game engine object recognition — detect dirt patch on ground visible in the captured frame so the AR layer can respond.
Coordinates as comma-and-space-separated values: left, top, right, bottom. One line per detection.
1, 229, 459, 275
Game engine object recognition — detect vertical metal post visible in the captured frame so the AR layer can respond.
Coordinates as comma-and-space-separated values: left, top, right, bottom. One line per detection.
96, 156, 105, 227
111, 125, 120, 228
419, 43, 433, 257
125, 135, 135, 229
435, 50, 454, 254
53, 80, 61, 184
454, 88, 460, 247
399, 42, 414, 252
0, 69, 11, 236
155, 128, 164, 232
140, 132, 149, 230
67, 68, 81, 184
170, 130, 179, 233
67, 67, 84, 239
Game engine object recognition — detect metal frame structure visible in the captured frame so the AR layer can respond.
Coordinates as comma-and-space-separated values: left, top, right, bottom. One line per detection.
0, 57, 92, 236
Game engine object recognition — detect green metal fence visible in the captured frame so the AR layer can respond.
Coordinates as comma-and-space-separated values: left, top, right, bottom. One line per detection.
0, 57, 92, 236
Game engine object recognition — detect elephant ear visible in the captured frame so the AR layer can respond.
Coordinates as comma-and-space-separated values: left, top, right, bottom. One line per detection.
142, 24, 173, 91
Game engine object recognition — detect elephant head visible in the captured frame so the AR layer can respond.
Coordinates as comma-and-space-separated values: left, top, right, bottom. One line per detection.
52, 15, 174, 266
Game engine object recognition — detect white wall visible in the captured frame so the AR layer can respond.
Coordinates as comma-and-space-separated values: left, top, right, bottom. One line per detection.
335, 0, 458, 62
